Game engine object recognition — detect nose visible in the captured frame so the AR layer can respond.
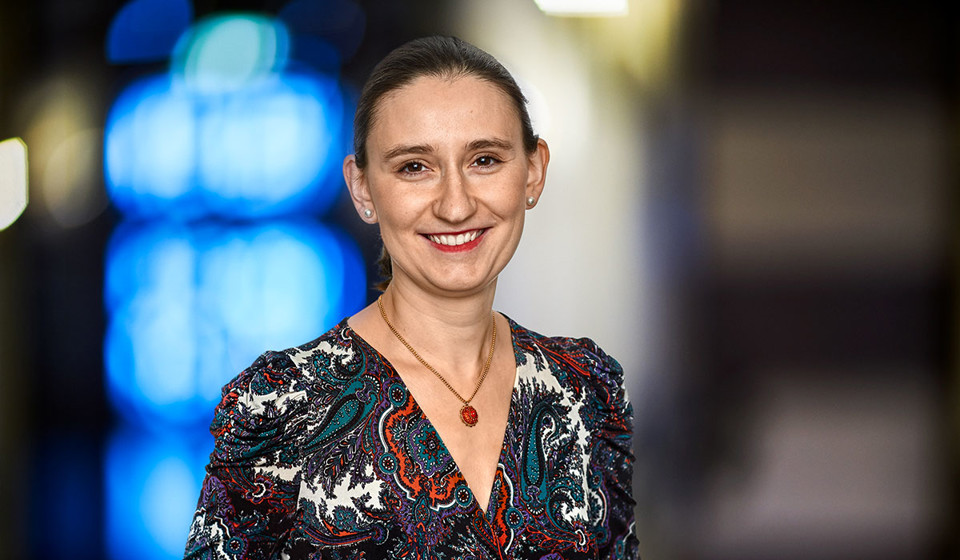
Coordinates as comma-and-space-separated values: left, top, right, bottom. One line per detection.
434, 168, 476, 223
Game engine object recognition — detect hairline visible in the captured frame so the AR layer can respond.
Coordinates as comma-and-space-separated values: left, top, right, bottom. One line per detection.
363, 71, 532, 167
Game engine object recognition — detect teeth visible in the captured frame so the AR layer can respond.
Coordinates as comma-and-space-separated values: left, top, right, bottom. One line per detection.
429, 230, 481, 246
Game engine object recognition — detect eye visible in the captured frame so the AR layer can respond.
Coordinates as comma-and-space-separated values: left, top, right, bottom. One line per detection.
399, 161, 427, 174
473, 155, 500, 168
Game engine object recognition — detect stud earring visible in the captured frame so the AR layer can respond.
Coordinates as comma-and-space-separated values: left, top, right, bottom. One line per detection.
363, 208, 373, 218
526, 196, 536, 207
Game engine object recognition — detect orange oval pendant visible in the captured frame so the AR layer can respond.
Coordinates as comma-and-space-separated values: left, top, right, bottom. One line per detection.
460, 404, 478, 427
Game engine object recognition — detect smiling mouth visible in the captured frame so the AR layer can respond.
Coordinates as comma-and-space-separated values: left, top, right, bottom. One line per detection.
425, 229, 485, 247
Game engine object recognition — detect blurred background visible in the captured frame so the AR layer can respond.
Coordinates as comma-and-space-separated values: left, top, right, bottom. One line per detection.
0, 0, 957, 558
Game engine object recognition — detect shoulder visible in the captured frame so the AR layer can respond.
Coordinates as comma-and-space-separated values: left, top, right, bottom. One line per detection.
219, 321, 354, 414
215, 350, 306, 430
508, 318, 632, 417
509, 318, 623, 383
211, 320, 366, 458
510, 320, 633, 434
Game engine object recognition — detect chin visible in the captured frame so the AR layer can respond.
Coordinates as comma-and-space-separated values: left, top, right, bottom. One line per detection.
431, 280, 489, 296
426, 272, 497, 296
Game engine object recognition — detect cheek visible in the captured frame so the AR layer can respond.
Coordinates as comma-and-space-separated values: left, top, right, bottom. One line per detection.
485, 171, 528, 206
373, 198, 422, 250
378, 200, 422, 229
504, 186, 530, 215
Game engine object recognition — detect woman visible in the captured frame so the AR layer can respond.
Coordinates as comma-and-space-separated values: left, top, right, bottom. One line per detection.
184, 36, 638, 559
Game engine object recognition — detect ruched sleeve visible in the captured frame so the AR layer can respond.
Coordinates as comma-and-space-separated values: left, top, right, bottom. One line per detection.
579, 338, 640, 560
184, 350, 310, 559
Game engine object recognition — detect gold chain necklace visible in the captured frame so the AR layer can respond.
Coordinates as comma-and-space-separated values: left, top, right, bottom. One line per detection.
378, 296, 496, 427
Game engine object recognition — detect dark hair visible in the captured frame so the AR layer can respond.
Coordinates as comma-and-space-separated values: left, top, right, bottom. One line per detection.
352, 35, 539, 290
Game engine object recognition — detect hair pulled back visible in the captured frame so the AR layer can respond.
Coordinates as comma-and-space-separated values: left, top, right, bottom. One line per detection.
351, 36, 539, 289
353, 36, 538, 169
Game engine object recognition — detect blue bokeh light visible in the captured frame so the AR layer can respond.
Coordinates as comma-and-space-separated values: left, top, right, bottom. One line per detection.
172, 14, 290, 93
105, 426, 209, 560
107, 0, 193, 63
104, 220, 365, 426
102, 9, 368, 559
104, 70, 346, 220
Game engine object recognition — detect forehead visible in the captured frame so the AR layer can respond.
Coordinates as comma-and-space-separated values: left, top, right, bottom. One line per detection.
368, 75, 522, 149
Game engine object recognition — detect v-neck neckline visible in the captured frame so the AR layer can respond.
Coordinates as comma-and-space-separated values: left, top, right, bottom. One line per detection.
343, 315, 523, 518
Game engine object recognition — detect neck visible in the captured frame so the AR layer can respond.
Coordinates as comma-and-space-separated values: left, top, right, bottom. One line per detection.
379, 281, 497, 380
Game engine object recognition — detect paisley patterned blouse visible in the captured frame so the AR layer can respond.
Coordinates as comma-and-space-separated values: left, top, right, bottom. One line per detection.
184, 317, 638, 559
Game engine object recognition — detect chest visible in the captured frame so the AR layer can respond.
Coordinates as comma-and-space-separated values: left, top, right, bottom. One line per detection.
289, 359, 598, 558
397, 356, 517, 512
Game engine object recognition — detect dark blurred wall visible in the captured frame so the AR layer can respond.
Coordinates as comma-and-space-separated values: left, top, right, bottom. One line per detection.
656, 1, 958, 558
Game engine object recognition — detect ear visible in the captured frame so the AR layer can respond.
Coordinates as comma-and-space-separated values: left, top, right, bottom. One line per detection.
343, 155, 377, 223
524, 138, 550, 207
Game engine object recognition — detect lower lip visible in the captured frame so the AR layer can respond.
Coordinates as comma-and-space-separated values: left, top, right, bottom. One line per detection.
426, 231, 485, 253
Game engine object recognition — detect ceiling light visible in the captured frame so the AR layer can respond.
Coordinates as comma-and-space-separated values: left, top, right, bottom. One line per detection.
534, 0, 628, 16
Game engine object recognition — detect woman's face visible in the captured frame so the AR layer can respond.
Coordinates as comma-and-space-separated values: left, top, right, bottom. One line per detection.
345, 75, 549, 298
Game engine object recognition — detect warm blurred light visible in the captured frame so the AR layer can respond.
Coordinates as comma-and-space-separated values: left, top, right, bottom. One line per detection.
19, 72, 107, 229
0, 137, 28, 231
104, 220, 365, 426
107, 0, 193, 63
104, 71, 345, 220
514, 76, 552, 139
172, 14, 290, 94
533, 0, 628, 16
105, 427, 207, 560
42, 128, 109, 228
278, 0, 366, 65
582, 0, 684, 89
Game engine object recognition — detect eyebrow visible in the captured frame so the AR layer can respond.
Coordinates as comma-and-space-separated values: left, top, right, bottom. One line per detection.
467, 138, 514, 152
381, 144, 437, 160
380, 138, 515, 161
